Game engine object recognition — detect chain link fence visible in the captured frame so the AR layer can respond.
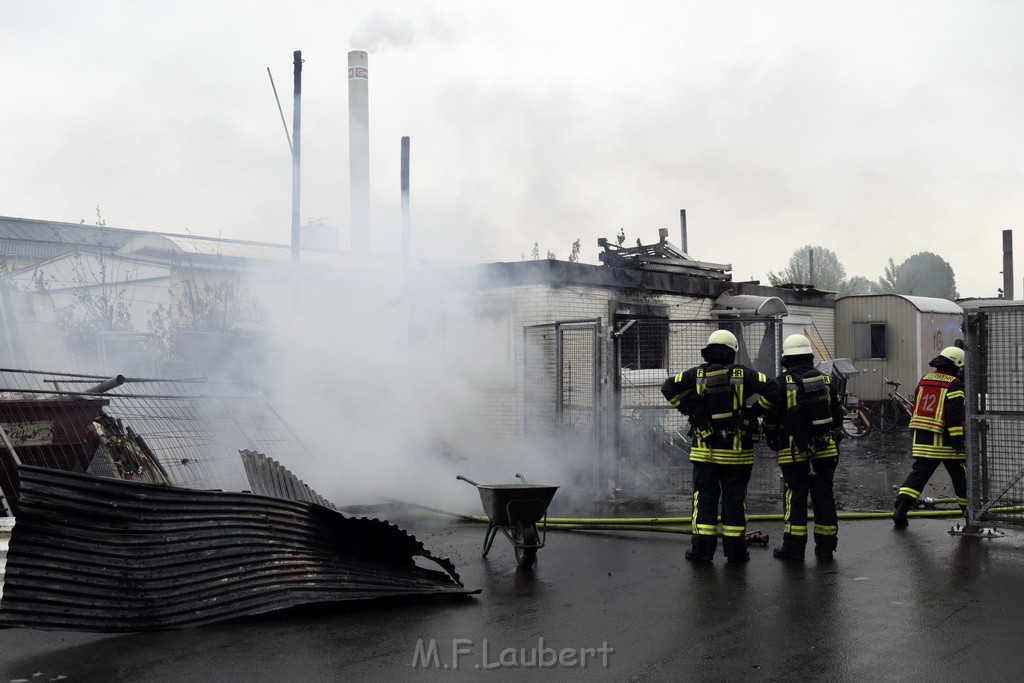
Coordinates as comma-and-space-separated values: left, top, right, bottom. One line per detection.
524, 317, 783, 507
964, 304, 1024, 526
612, 319, 782, 506
524, 320, 603, 491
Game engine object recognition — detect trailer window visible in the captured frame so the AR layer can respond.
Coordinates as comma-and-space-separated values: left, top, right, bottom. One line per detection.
853, 322, 887, 359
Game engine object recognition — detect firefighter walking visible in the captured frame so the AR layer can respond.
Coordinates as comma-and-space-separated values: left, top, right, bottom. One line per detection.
892, 346, 967, 526
762, 334, 844, 560
661, 330, 781, 563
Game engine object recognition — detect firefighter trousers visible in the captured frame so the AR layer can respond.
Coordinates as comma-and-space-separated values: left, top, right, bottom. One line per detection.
897, 458, 967, 509
691, 461, 751, 560
779, 456, 838, 552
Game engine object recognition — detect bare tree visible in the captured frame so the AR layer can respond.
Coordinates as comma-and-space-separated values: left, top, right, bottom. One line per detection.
568, 238, 581, 263
31, 207, 137, 360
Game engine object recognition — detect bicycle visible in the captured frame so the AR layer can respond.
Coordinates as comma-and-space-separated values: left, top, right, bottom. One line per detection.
869, 378, 915, 432
839, 393, 872, 438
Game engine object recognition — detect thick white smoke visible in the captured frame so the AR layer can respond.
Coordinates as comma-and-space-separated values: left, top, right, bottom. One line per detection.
254, 260, 593, 517
349, 10, 415, 54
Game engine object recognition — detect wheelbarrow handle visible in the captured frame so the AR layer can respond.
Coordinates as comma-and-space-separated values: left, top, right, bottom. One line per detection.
456, 475, 480, 486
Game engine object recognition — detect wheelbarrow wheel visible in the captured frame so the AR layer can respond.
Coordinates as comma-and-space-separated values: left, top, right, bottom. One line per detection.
513, 522, 538, 569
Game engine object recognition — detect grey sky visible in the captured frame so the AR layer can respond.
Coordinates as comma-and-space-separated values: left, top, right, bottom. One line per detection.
4, 1, 1023, 297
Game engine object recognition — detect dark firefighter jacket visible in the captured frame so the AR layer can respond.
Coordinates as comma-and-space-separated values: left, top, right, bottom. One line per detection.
661, 364, 781, 466
761, 362, 844, 464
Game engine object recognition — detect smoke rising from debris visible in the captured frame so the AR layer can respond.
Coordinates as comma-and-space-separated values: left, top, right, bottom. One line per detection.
254, 262, 587, 515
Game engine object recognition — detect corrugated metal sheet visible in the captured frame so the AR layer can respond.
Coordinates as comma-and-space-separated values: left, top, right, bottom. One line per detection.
241, 449, 336, 509
0, 216, 142, 254
0, 466, 470, 632
0, 216, 376, 270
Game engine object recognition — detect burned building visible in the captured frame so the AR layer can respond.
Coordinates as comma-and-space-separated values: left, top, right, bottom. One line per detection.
409, 230, 836, 501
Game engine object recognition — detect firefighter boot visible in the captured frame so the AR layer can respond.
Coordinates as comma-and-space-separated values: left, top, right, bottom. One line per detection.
772, 536, 806, 561
893, 497, 913, 528
723, 536, 750, 563
685, 535, 715, 563
814, 539, 836, 560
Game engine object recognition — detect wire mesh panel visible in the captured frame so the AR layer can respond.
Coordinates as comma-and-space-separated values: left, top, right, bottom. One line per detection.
556, 320, 602, 487
613, 319, 782, 505
523, 324, 558, 438
965, 307, 1024, 525
524, 320, 603, 493
0, 369, 314, 515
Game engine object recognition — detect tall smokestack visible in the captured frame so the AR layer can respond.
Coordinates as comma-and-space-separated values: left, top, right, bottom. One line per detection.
348, 50, 370, 252
291, 50, 302, 262
401, 136, 410, 269
1003, 229, 1014, 299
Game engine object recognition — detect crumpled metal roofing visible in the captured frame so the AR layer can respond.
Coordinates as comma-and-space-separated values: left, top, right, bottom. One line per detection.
0, 465, 470, 632
241, 449, 337, 509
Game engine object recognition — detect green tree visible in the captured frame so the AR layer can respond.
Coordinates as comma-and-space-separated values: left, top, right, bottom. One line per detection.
839, 275, 878, 296
878, 252, 958, 299
767, 245, 847, 291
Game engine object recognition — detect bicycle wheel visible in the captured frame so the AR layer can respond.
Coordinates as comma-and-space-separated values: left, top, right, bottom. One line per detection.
869, 401, 901, 432
841, 407, 872, 438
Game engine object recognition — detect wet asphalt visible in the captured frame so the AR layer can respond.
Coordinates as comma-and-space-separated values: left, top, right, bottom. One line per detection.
3, 509, 1024, 682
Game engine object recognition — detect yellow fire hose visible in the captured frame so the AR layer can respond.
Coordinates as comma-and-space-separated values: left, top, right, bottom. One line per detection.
393, 500, 995, 536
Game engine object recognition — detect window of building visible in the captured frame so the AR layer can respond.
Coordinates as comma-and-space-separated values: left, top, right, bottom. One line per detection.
853, 322, 887, 359
613, 301, 670, 370
615, 318, 666, 370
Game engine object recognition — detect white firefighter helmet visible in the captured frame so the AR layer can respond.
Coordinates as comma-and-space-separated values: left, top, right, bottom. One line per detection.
782, 334, 814, 358
935, 345, 965, 369
706, 329, 739, 353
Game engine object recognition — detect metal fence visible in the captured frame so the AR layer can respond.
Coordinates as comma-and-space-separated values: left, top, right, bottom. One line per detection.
0, 369, 314, 516
524, 320, 603, 489
524, 317, 783, 506
0, 369, 471, 629
964, 305, 1024, 526
612, 318, 783, 505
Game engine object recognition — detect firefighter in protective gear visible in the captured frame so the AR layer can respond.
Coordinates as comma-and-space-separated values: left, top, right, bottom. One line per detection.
661, 329, 782, 563
761, 334, 844, 560
892, 345, 966, 527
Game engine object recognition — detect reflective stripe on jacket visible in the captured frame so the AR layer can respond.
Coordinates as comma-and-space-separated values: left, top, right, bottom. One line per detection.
662, 364, 779, 466
910, 372, 965, 459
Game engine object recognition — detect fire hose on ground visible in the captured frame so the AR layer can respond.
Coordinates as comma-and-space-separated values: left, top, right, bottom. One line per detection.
392, 500, 1007, 538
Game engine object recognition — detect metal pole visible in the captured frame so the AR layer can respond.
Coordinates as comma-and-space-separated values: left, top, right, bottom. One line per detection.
679, 209, 688, 254
1002, 229, 1013, 299
610, 327, 622, 501
291, 50, 302, 263
401, 136, 411, 269
84, 374, 125, 394
266, 67, 292, 155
